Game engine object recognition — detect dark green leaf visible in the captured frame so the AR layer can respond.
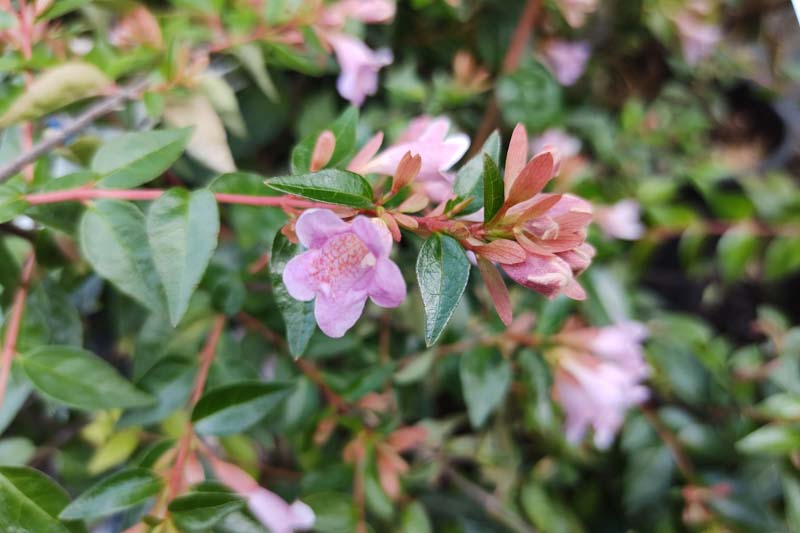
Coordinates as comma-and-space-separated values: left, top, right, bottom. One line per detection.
0, 466, 82, 533
764, 236, 800, 280
0, 184, 27, 223
147, 188, 219, 325
79, 199, 166, 313
416, 234, 470, 346
169, 492, 245, 532
459, 346, 511, 427
736, 425, 800, 456
452, 131, 501, 215
717, 228, 758, 282
0, 365, 31, 433
291, 107, 358, 173
18, 345, 154, 410
59, 468, 163, 520
117, 357, 195, 428
192, 381, 293, 435
265, 169, 374, 208
93, 129, 191, 189
482, 154, 503, 223
270, 232, 316, 356
496, 61, 562, 130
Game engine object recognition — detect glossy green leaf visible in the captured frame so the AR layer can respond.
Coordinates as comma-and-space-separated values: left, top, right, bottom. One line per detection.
265, 169, 374, 208
0, 437, 34, 466
717, 228, 758, 282
0, 185, 27, 223
452, 131, 501, 215
291, 107, 358, 173
147, 188, 219, 325
0, 365, 30, 433
496, 61, 562, 131
192, 381, 293, 435
232, 44, 279, 102
59, 468, 163, 520
0, 466, 83, 533
117, 357, 195, 428
18, 345, 154, 410
169, 492, 245, 532
736, 425, 800, 456
482, 153, 504, 223
416, 234, 470, 346
764, 236, 800, 280
79, 199, 166, 313
93, 129, 191, 189
459, 346, 511, 427
270, 233, 316, 356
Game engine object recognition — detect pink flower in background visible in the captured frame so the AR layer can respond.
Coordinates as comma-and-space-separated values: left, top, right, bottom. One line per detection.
352, 116, 470, 202
674, 7, 720, 65
326, 33, 393, 106
553, 350, 649, 448
502, 253, 588, 300
211, 458, 315, 533
283, 209, 406, 337
555, 0, 599, 28
322, 0, 396, 26
541, 40, 591, 86
596, 200, 645, 240
591, 321, 650, 378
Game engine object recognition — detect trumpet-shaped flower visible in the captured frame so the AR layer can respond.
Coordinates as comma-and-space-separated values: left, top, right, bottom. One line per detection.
352, 116, 470, 202
283, 209, 406, 338
326, 33, 393, 106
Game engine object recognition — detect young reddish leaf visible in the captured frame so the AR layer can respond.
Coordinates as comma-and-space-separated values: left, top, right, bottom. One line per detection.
504, 123, 528, 192
386, 426, 427, 452
348, 131, 384, 172
393, 212, 419, 230
309, 130, 336, 172
477, 256, 512, 326
474, 239, 526, 264
510, 193, 563, 223
391, 151, 422, 195
397, 192, 428, 213
380, 212, 402, 241
504, 152, 554, 208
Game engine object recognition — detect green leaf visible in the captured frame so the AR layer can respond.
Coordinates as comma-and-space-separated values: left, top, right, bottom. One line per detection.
496, 61, 562, 131
0, 185, 27, 223
291, 107, 358, 173
59, 468, 163, 520
192, 381, 293, 435
452, 131, 501, 215
736, 425, 800, 456
93, 129, 191, 189
270, 233, 316, 356
18, 345, 154, 410
79, 199, 166, 313
147, 188, 219, 325
784, 473, 800, 532
459, 346, 511, 427
717, 228, 759, 282
169, 492, 245, 532
764, 236, 800, 280
0, 437, 35, 466
482, 154, 504, 223
0, 365, 30, 433
416, 234, 470, 346
0, 466, 82, 533
231, 44, 279, 102
117, 357, 195, 428
0, 62, 110, 127
265, 168, 373, 208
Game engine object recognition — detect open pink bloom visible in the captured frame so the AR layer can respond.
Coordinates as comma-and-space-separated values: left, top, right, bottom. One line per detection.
555, 0, 598, 27
541, 40, 590, 86
326, 33, 393, 106
352, 116, 470, 202
321, 0, 396, 26
553, 350, 649, 448
529, 129, 582, 161
283, 209, 406, 338
501, 253, 587, 300
211, 458, 315, 533
674, 11, 721, 65
558, 320, 650, 379
596, 200, 645, 240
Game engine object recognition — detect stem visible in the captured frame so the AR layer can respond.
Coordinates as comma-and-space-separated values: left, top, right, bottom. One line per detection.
0, 254, 36, 412
167, 315, 226, 501
641, 405, 697, 482
24, 188, 326, 209
0, 79, 149, 183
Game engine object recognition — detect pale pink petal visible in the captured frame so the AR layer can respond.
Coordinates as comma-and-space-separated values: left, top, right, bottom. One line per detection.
501, 253, 578, 299
529, 128, 581, 159
351, 216, 392, 257
283, 251, 319, 301
596, 200, 645, 240
541, 40, 591, 86
368, 257, 406, 307
248, 489, 315, 533
328, 33, 392, 106
314, 291, 368, 337
294, 209, 349, 249
339, 0, 396, 23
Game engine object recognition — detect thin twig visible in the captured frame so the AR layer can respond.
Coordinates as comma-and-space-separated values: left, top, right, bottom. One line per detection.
0, 78, 150, 183
641, 405, 697, 481
0, 253, 36, 412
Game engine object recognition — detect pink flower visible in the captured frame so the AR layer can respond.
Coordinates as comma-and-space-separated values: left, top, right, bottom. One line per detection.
596, 200, 645, 240
529, 128, 582, 161
590, 321, 650, 378
555, 0, 598, 28
540, 40, 590, 86
283, 209, 406, 338
501, 253, 587, 300
326, 33, 393, 106
352, 116, 470, 202
322, 0, 396, 26
553, 350, 649, 448
210, 458, 315, 533
674, 9, 720, 65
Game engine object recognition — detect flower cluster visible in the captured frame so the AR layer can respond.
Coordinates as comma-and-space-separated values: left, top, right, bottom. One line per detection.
551, 321, 650, 448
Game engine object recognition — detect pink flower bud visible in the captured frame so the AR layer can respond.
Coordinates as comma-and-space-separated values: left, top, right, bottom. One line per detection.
326, 33, 393, 106
310, 130, 336, 172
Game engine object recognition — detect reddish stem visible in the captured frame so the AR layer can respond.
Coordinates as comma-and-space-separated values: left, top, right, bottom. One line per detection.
0, 254, 36, 412
24, 188, 325, 209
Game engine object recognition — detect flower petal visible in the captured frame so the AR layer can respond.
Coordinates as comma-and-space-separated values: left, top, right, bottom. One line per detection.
351, 216, 393, 257
295, 209, 349, 249
315, 291, 368, 337
369, 258, 406, 307
283, 251, 319, 301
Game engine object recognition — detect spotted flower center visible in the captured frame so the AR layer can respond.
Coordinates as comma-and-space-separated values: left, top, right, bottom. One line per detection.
309, 232, 375, 295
